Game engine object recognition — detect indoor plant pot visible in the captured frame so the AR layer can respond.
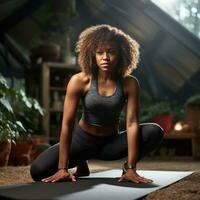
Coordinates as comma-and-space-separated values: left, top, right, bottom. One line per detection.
30, 42, 61, 64
0, 74, 26, 166
152, 114, 173, 134
9, 136, 33, 166
0, 74, 44, 166
0, 141, 12, 166
9, 90, 44, 166
140, 101, 172, 134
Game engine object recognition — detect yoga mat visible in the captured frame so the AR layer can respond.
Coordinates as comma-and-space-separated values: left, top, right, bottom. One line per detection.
0, 169, 193, 200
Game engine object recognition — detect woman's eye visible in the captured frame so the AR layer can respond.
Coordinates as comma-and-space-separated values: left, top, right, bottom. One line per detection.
109, 50, 117, 54
96, 49, 118, 55
96, 51, 103, 54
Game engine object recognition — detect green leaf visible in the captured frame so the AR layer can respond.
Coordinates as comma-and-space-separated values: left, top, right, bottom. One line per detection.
16, 121, 26, 132
0, 74, 9, 89
0, 96, 13, 113
32, 99, 44, 115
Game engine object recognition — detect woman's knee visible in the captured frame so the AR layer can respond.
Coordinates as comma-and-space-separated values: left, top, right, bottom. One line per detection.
30, 162, 41, 181
30, 160, 47, 181
140, 122, 164, 142
148, 123, 164, 141
138, 123, 164, 160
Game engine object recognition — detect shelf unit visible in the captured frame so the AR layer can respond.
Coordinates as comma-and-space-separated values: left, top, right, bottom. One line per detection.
26, 62, 80, 143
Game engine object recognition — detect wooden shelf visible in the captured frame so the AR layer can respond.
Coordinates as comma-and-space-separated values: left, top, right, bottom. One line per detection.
164, 131, 198, 139
27, 62, 82, 144
44, 62, 79, 70
50, 87, 66, 91
49, 108, 63, 112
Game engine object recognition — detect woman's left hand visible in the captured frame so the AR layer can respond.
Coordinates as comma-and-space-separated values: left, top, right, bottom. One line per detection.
118, 169, 153, 184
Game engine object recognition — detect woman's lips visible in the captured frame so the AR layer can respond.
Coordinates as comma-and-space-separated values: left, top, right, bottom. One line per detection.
101, 63, 110, 66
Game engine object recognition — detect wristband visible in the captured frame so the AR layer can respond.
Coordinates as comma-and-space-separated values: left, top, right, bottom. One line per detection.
58, 167, 67, 171
122, 161, 136, 174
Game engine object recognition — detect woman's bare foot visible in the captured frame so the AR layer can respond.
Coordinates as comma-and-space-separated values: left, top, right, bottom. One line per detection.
73, 161, 90, 177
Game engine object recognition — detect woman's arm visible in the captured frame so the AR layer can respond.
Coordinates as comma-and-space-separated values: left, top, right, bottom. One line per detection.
42, 73, 84, 182
126, 76, 140, 167
58, 74, 84, 170
119, 76, 152, 184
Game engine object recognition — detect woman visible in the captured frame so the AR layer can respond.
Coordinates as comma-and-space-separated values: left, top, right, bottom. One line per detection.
30, 24, 164, 184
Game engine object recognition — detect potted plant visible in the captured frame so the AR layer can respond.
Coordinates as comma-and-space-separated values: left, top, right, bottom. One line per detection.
140, 101, 173, 134
0, 74, 26, 166
30, 0, 78, 64
0, 73, 44, 166
184, 94, 200, 132
9, 90, 45, 165
13, 90, 44, 136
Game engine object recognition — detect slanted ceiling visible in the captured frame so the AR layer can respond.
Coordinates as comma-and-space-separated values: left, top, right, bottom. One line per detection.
0, 0, 200, 101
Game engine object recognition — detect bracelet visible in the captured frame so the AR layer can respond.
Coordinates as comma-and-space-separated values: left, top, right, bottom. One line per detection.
58, 167, 67, 171
122, 161, 136, 174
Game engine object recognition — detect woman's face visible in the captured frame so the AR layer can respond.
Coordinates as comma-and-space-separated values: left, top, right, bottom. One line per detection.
95, 41, 119, 73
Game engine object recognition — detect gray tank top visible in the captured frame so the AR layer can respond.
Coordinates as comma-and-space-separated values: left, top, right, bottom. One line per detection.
81, 75, 126, 126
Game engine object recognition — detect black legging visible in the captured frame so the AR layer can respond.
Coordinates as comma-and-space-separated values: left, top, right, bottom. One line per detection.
30, 123, 164, 181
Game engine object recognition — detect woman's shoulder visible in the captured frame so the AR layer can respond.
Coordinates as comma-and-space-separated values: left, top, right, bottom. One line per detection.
121, 75, 140, 96
67, 72, 90, 92
122, 75, 140, 87
70, 72, 90, 83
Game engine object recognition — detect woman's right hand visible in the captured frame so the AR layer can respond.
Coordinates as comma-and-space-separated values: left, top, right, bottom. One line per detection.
41, 169, 76, 183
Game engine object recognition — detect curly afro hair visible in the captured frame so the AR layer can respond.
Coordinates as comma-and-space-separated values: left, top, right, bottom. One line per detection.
75, 24, 140, 77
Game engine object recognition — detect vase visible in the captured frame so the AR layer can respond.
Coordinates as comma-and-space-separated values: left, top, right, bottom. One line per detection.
152, 114, 173, 134
30, 43, 61, 64
9, 140, 33, 166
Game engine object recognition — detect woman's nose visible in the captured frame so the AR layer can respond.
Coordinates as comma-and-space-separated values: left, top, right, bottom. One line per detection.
102, 52, 109, 59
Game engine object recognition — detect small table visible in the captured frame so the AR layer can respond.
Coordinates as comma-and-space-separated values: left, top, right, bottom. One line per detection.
164, 130, 200, 160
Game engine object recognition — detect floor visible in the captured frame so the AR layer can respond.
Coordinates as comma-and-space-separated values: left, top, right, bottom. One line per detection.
88, 157, 200, 172
0, 158, 200, 199
90, 158, 200, 200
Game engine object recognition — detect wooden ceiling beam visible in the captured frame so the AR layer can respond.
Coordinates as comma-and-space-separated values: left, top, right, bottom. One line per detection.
0, 0, 48, 35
